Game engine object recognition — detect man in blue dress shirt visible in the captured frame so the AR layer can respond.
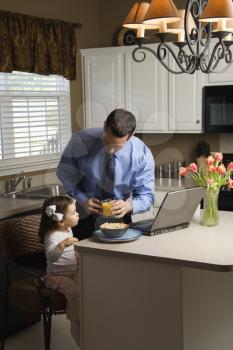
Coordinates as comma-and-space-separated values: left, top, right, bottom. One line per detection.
57, 109, 155, 239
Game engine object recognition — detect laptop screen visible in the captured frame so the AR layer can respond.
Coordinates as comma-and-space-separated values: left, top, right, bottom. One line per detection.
150, 187, 204, 231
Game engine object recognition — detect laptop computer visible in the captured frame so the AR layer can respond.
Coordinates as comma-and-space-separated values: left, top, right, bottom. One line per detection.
131, 187, 204, 236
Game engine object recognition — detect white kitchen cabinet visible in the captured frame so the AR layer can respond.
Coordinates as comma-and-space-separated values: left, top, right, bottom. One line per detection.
125, 46, 168, 132
81, 45, 168, 132
81, 45, 204, 133
168, 51, 207, 132
207, 39, 233, 84
208, 66, 233, 84
81, 47, 125, 128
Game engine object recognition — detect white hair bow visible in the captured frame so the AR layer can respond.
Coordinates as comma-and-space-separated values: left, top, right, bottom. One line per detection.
45, 205, 64, 222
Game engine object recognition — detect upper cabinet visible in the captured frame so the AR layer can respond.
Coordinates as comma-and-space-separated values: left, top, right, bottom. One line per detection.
207, 39, 233, 84
208, 61, 233, 84
168, 45, 206, 133
169, 65, 206, 132
81, 45, 204, 133
81, 46, 168, 132
124, 46, 168, 132
81, 48, 125, 128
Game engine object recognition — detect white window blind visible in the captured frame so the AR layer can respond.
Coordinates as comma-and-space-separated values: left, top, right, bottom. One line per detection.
0, 71, 71, 175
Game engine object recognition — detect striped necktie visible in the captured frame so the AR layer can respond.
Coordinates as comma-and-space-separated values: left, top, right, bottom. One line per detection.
95, 153, 116, 200
106, 153, 116, 184
100, 153, 116, 200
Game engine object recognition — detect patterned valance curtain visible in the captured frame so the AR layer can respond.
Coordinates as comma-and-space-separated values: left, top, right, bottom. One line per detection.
0, 11, 81, 80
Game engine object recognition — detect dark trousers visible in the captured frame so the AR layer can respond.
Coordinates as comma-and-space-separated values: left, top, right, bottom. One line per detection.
72, 214, 132, 241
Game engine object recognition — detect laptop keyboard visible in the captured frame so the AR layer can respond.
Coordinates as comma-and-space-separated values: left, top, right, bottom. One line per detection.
131, 220, 190, 235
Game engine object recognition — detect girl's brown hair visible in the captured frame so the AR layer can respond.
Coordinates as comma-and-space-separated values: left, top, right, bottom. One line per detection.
39, 195, 74, 242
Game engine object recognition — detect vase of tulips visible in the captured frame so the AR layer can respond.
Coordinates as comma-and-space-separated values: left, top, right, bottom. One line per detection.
180, 152, 233, 226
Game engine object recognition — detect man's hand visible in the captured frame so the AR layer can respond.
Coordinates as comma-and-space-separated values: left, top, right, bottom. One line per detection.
58, 237, 78, 251
83, 198, 102, 215
111, 199, 132, 218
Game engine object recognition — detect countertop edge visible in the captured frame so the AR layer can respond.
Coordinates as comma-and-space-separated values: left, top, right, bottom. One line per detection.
75, 243, 233, 272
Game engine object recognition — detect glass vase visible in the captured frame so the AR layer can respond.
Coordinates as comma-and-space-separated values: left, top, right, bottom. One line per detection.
202, 188, 220, 226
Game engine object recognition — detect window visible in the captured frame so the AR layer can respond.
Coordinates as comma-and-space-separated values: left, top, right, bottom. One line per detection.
0, 71, 71, 176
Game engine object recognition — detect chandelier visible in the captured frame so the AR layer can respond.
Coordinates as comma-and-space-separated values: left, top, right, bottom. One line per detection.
122, 0, 233, 74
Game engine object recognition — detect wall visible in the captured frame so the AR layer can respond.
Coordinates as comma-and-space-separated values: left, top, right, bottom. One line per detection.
98, 0, 188, 47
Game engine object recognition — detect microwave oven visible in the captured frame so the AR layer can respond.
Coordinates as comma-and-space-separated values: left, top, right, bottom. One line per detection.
203, 85, 233, 133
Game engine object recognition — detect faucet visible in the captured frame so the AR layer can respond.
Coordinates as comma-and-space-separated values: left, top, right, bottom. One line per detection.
5, 172, 33, 193
27, 176, 32, 190
9, 171, 26, 192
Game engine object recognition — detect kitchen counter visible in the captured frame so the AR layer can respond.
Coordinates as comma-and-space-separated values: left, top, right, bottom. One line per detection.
77, 210, 233, 272
0, 198, 43, 220
77, 211, 233, 350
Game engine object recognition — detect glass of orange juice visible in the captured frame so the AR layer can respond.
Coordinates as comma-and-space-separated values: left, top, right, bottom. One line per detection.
101, 199, 113, 216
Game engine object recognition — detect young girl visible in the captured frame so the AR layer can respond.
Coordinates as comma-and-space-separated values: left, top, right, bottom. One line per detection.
39, 195, 80, 346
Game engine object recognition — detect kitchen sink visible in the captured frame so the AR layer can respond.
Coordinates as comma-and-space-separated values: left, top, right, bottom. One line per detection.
3, 184, 66, 199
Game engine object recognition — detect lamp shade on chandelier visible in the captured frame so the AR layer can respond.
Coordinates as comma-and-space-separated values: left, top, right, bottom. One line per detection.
122, 0, 233, 74
200, 0, 233, 22
143, 0, 180, 25
167, 9, 196, 42
123, 2, 155, 37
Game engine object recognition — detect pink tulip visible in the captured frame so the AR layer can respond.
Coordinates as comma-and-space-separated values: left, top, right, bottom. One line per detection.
216, 165, 226, 175
180, 167, 188, 176
188, 163, 198, 173
227, 162, 233, 171
206, 156, 215, 166
215, 152, 223, 162
208, 165, 215, 173
207, 178, 214, 185
228, 179, 233, 189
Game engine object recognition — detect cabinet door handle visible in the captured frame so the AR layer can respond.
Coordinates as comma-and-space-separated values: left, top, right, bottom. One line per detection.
196, 120, 200, 124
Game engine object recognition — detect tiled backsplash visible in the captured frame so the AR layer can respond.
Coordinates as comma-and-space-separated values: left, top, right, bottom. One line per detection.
219, 134, 233, 153
139, 133, 219, 165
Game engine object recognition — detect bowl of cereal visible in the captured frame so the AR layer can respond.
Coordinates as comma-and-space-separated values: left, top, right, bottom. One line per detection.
100, 222, 129, 238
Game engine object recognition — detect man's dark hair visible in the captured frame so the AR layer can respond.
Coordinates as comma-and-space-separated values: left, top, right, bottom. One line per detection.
104, 109, 136, 137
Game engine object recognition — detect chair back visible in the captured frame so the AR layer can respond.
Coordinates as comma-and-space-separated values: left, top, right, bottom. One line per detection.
0, 258, 9, 312
0, 215, 43, 258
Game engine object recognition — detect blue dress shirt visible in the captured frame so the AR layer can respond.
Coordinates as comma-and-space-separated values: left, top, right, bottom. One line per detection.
56, 128, 155, 214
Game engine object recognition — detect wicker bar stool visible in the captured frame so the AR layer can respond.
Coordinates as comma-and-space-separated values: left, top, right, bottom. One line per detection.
0, 258, 66, 350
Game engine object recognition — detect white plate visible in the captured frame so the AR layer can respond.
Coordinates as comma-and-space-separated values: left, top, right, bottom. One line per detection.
94, 229, 142, 243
